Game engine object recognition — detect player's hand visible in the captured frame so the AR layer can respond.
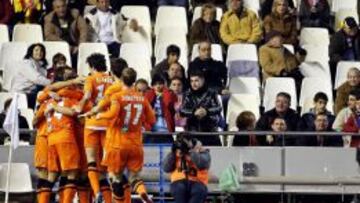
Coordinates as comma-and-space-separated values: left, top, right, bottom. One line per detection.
197, 107, 207, 118
48, 91, 61, 101
73, 76, 85, 85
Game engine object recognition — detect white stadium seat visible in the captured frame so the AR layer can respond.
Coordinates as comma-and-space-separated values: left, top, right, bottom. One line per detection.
299, 61, 332, 80
331, 0, 358, 13
226, 44, 259, 79
77, 43, 110, 76
0, 163, 33, 193
0, 92, 28, 112
155, 6, 188, 35
191, 6, 223, 24
120, 6, 152, 55
12, 24, 43, 43
226, 93, 260, 131
229, 77, 261, 103
299, 77, 334, 115
43, 41, 72, 68
120, 43, 152, 82
299, 27, 330, 46
302, 44, 329, 63
243, 0, 260, 13
20, 108, 34, 130
263, 77, 297, 111
0, 24, 9, 43
226, 44, 258, 66
334, 61, 360, 89
191, 43, 223, 62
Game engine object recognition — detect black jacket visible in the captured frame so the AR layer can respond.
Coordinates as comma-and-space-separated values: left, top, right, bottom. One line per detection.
296, 130, 343, 147
256, 108, 299, 146
180, 87, 222, 132
0, 112, 30, 144
297, 109, 335, 131
329, 30, 360, 64
188, 57, 227, 93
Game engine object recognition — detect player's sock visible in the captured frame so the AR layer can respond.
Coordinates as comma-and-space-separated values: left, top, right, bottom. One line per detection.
87, 162, 100, 195
122, 176, 131, 203
58, 176, 68, 203
77, 178, 91, 203
37, 180, 54, 203
111, 181, 125, 203
132, 179, 152, 203
63, 179, 77, 203
100, 178, 113, 203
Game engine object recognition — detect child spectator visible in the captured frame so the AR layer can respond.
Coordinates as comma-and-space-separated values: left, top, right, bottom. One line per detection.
47, 53, 67, 80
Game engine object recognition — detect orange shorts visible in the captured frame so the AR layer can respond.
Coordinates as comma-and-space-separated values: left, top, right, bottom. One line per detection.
76, 135, 88, 172
84, 128, 106, 149
34, 136, 48, 169
104, 146, 144, 174
47, 143, 80, 172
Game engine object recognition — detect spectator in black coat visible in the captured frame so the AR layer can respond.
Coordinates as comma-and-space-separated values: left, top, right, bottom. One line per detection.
180, 69, 222, 145
299, 0, 331, 30
329, 17, 360, 82
0, 99, 30, 145
256, 92, 299, 145
296, 113, 343, 146
298, 92, 335, 131
188, 41, 228, 94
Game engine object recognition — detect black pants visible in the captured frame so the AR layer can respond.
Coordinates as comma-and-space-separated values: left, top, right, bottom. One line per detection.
107, 41, 121, 58
171, 180, 207, 203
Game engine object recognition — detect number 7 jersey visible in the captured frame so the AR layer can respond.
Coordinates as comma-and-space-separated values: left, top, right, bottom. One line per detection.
97, 87, 156, 148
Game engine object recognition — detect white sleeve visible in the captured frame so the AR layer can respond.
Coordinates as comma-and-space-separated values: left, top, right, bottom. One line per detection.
20, 61, 51, 86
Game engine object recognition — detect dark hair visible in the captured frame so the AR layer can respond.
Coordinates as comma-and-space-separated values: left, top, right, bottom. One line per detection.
189, 69, 205, 79
151, 74, 166, 86
122, 68, 137, 86
86, 53, 107, 72
170, 77, 183, 84
271, 116, 285, 125
276, 92, 291, 102
4, 98, 12, 111
349, 89, 360, 100
110, 58, 128, 78
236, 111, 256, 130
166, 44, 180, 57
315, 112, 328, 119
52, 53, 66, 65
313, 92, 328, 102
24, 43, 48, 67
135, 78, 149, 86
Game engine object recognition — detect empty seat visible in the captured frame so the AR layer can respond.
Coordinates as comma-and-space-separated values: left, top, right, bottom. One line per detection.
155, 6, 188, 35
120, 43, 151, 82
229, 77, 261, 103
120, 6, 152, 55
299, 27, 330, 46
191, 43, 223, 62
302, 44, 329, 63
299, 61, 332, 80
191, 6, 223, 24
334, 9, 359, 31
334, 61, 360, 89
226, 44, 259, 79
19, 108, 34, 130
331, 0, 358, 13
43, 41, 71, 68
263, 77, 297, 111
0, 92, 28, 112
77, 43, 110, 76
0, 163, 33, 193
299, 77, 334, 115
226, 94, 260, 130
243, 0, 260, 13
0, 42, 29, 90
12, 24, 43, 43
0, 24, 9, 43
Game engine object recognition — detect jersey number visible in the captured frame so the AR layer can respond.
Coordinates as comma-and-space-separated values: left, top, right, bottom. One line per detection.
95, 84, 105, 104
122, 103, 143, 131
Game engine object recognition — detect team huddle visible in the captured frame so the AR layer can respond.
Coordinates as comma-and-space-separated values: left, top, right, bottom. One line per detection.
33, 53, 155, 203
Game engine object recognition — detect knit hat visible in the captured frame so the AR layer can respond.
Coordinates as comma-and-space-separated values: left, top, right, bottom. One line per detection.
344, 17, 358, 29
265, 30, 282, 43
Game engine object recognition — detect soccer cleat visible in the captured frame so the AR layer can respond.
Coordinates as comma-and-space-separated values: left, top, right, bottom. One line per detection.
94, 192, 104, 203
140, 193, 153, 203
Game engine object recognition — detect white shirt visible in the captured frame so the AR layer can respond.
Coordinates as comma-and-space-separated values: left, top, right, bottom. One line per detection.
97, 9, 115, 44
10, 59, 51, 94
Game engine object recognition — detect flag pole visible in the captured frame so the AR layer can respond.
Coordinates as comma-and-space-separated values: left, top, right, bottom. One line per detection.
4, 142, 13, 203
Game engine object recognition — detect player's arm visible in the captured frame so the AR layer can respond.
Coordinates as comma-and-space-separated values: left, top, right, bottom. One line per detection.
47, 76, 84, 91
75, 78, 92, 113
53, 103, 78, 117
33, 104, 46, 126
96, 96, 120, 120
79, 96, 110, 118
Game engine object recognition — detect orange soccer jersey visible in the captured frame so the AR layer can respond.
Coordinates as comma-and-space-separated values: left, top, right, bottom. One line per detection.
47, 97, 80, 172
84, 72, 113, 130
34, 101, 49, 169
98, 88, 156, 173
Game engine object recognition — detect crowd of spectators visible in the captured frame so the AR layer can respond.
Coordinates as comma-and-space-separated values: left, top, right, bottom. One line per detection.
0, 0, 360, 147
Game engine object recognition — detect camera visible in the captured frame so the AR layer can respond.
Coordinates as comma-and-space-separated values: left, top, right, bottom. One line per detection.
173, 135, 191, 154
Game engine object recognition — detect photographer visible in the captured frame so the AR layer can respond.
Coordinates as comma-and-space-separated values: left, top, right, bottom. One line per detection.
163, 133, 211, 203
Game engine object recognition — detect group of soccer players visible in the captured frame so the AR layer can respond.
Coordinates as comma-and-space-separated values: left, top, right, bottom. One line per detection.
33, 53, 156, 203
